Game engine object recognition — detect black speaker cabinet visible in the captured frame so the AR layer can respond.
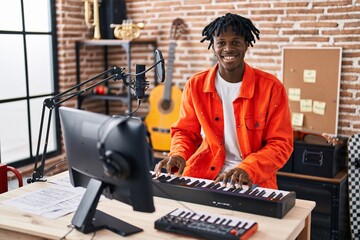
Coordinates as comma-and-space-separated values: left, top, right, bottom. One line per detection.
293, 139, 347, 178
277, 170, 350, 240
99, 0, 127, 39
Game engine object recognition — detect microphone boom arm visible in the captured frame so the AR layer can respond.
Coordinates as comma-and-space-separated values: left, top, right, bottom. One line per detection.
28, 67, 127, 183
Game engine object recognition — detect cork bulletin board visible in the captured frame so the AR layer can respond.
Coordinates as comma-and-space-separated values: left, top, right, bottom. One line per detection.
282, 47, 342, 135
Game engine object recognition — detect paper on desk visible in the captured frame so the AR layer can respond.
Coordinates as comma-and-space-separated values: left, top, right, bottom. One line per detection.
1, 185, 86, 219
48, 174, 74, 187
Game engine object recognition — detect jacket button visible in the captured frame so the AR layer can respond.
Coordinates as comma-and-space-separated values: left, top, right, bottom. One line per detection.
215, 117, 219, 121
210, 166, 215, 170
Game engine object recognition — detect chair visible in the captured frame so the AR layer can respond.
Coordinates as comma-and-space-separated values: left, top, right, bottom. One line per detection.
347, 133, 360, 239
0, 138, 23, 193
0, 164, 23, 194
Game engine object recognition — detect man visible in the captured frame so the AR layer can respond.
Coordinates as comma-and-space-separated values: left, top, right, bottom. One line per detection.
154, 13, 293, 190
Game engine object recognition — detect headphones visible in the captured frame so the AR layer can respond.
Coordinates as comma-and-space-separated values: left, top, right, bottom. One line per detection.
97, 116, 130, 179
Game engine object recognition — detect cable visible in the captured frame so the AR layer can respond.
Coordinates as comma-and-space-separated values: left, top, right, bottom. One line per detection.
59, 224, 75, 239
152, 176, 196, 213
59, 224, 96, 240
39, 159, 67, 181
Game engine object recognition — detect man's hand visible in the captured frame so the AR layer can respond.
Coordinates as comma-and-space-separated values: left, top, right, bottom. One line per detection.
154, 155, 186, 177
214, 167, 253, 189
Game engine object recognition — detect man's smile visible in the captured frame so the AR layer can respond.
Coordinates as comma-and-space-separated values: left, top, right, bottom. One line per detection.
221, 54, 239, 61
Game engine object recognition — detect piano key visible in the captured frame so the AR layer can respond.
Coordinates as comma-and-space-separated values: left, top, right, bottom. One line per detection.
188, 180, 200, 187
274, 192, 284, 201
257, 189, 266, 197
249, 189, 259, 196
266, 191, 277, 199
204, 182, 215, 188
227, 219, 237, 227
207, 216, 219, 223
218, 218, 227, 224
224, 219, 232, 225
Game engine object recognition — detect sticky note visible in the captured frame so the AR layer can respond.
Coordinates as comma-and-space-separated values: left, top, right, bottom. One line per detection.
292, 113, 304, 127
288, 88, 301, 101
300, 99, 313, 112
313, 101, 326, 115
303, 69, 316, 83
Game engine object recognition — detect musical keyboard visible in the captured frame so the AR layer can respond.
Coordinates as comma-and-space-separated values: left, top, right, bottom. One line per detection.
151, 172, 296, 219
155, 208, 258, 240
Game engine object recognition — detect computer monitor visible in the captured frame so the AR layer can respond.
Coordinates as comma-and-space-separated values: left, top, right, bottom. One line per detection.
59, 106, 155, 236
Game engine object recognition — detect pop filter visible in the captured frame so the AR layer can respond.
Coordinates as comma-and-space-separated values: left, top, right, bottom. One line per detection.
155, 49, 165, 83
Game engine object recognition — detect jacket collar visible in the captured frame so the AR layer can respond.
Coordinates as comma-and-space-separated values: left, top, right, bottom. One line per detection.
203, 62, 255, 99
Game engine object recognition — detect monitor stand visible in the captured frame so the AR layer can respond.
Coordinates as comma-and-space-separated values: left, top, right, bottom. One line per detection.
71, 178, 143, 236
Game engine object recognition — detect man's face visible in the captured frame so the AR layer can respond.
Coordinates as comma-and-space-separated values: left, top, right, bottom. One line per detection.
212, 30, 248, 73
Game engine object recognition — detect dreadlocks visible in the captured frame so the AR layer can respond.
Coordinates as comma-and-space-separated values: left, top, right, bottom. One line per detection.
200, 13, 260, 49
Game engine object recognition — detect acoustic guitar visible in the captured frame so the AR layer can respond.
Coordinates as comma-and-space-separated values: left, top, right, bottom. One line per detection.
145, 18, 185, 152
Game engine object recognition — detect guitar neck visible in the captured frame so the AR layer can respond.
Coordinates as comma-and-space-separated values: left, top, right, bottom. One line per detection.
164, 41, 176, 100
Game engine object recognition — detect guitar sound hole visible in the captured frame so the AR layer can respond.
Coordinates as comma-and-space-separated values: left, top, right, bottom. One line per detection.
160, 99, 172, 112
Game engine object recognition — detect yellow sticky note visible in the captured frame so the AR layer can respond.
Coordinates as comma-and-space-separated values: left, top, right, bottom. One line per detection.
313, 101, 326, 115
288, 88, 301, 101
300, 99, 313, 112
303, 69, 316, 83
292, 113, 304, 127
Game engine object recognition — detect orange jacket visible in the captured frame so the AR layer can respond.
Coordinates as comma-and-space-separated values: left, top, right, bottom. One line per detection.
169, 63, 293, 189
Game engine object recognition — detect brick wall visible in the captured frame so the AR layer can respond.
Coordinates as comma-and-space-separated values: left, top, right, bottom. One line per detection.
56, 0, 360, 137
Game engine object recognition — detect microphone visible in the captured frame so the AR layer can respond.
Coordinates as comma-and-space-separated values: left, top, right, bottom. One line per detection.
134, 64, 146, 99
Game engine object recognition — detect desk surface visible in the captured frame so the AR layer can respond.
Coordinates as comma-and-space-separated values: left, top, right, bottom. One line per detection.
0, 172, 315, 240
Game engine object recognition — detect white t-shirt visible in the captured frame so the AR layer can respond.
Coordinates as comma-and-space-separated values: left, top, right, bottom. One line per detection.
215, 70, 243, 173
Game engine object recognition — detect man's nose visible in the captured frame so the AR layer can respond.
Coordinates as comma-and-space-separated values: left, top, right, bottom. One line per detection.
223, 42, 233, 51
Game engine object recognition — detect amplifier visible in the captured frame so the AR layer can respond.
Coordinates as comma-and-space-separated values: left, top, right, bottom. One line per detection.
293, 138, 347, 178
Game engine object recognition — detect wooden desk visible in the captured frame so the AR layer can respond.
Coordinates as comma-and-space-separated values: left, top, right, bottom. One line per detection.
0, 172, 315, 240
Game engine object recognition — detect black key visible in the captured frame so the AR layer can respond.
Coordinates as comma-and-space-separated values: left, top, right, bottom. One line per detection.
257, 190, 266, 197
188, 180, 200, 187
226, 187, 236, 192
196, 181, 206, 187
250, 189, 259, 196
274, 192, 283, 201
267, 191, 276, 199
157, 174, 171, 182
232, 187, 243, 193
205, 182, 215, 188
168, 177, 181, 184
211, 183, 222, 189
225, 219, 232, 225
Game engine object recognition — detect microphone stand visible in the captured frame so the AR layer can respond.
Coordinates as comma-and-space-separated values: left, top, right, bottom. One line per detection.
27, 49, 165, 184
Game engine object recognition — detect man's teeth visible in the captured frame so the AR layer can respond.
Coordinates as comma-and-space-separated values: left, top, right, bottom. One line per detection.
223, 56, 235, 60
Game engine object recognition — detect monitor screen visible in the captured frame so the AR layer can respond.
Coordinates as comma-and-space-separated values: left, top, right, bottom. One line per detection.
59, 106, 155, 236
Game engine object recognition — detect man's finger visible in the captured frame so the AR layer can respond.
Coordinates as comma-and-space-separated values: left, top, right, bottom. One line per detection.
213, 175, 221, 184
154, 162, 163, 177
177, 163, 185, 176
